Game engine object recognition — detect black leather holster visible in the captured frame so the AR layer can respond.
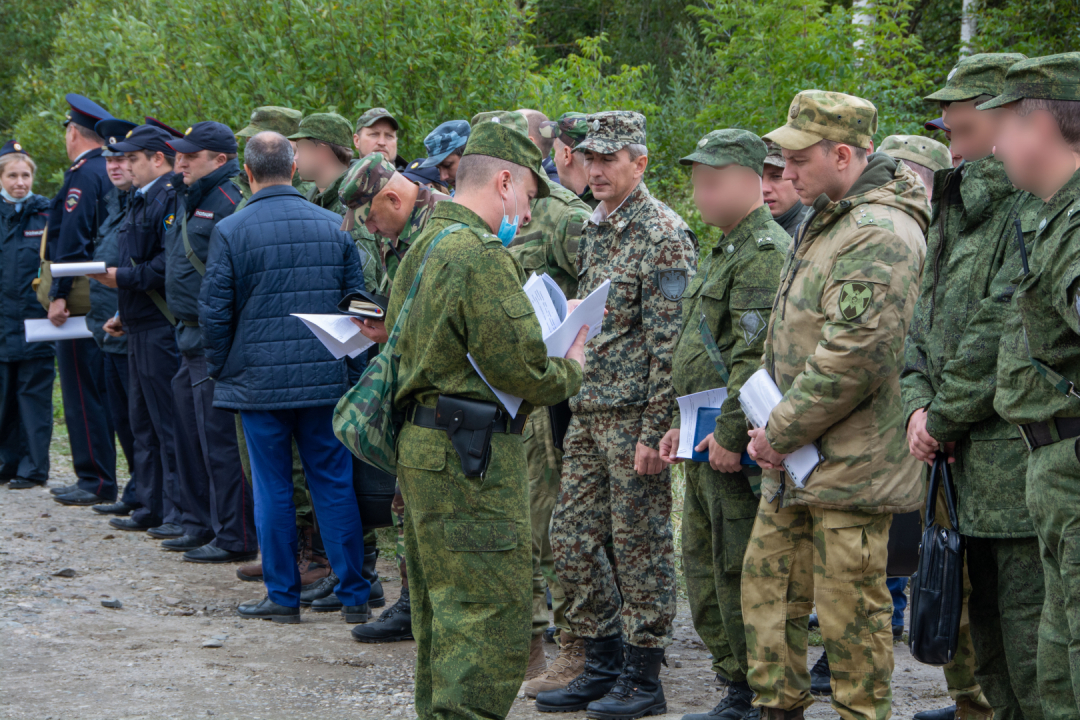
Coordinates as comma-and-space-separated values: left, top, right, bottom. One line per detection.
410, 396, 525, 477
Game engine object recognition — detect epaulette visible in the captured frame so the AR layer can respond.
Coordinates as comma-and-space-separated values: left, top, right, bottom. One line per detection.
467, 225, 503, 248
69, 158, 87, 172
753, 233, 781, 250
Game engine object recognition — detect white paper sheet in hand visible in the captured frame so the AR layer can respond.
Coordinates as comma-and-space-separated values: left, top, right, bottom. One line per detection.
543, 280, 609, 357
291, 314, 374, 360
49, 262, 107, 278
675, 388, 729, 460
467, 353, 523, 418
738, 368, 821, 487
24, 317, 93, 342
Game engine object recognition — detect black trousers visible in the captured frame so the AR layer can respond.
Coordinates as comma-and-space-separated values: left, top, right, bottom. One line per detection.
172, 352, 256, 552
0, 356, 55, 484
127, 326, 180, 527
102, 351, 139, 507
55, 338, 116, 498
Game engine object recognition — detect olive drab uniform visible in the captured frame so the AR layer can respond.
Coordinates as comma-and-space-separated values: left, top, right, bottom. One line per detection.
672, 203, 788, 683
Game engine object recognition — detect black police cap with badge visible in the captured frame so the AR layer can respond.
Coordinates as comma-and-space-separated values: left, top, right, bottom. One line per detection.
63, 93, 113, 130
166, 122, 238, 155
95, 118, 139, 158
107, 125, 177, 157
0, 140, 28, 158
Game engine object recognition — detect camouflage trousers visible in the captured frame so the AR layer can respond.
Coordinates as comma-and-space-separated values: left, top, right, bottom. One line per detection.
236, 414, 313, 527
551, 406, 676, 648
524, 409, 567, 637
397, 421, 532, 720
682, 460, 758, 682
742, 497, 893, 720
1026, 437, 1080, 720
392, 483, 408, 591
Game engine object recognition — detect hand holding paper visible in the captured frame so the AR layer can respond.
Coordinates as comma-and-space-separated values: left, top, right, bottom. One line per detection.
50, 261, 107, 278
292, 314, 374, 359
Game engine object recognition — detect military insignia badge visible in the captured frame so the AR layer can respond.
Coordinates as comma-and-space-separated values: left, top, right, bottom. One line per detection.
839, 281, 873, 320
163, 213, 175, 227
656, 268, 688, 301
13, 142, 21, 151
64, 188, 82, 213
740, 310, 765, 344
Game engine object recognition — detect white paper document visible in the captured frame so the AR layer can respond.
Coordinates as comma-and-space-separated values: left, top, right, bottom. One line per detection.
675, 388, 729, 460
467, 354, 523, 419
738, 368, 821, 487
50, 262, 107, 278
291, 314, 374, 360
24, 317, 93, 342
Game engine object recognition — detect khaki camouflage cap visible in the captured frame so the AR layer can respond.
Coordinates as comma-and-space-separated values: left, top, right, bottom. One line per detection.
355, 107, 399, 132
236, 106, 303, 138
764, 90, 878, 151
763, 138, 786, 168
679, 129, 767, 175
462, 120, 550, 198
539, 112, 589, 148
287, 112, 353, 147
575, 111, 647, 154
338, 152, 398, 230
879, 134, 951, 173
925, 53, 1028, 103
470, 110, 529, 136
980, 52, 1080, 110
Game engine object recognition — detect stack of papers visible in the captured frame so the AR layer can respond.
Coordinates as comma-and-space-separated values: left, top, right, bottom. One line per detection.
738, 368, 821, 487
291, 314, 374, 359
25, 317, 93, 342
50, 262, 107, 277
675, 388, 729, 460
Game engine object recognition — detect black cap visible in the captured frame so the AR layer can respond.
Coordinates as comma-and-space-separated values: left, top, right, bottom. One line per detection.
95, 118, 139, 156
0, 140, 28, 158
924, 117, 948, 133
145, 116, 185, 139
401, 157, 443, 186
167, 121, 238, 155
64, 93, 112, 130
107, 125, 176, 156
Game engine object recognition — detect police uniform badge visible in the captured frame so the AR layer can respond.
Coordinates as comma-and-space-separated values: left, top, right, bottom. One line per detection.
656, 268, 688, 301
163, 213, 175, 228
839, 281, 872, 321
65, 188, 82, 213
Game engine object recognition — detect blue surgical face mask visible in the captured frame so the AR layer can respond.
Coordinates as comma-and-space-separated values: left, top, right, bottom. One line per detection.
496, 177, 520, 246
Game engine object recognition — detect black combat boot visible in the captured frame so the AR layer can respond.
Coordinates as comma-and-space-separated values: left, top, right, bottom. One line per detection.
362, 548, 385, 608
535, 635, 623, 713
809, 652, 831, 695
585, 644, 667, 719
680, 680, 755, 720
351, 588, 413, 643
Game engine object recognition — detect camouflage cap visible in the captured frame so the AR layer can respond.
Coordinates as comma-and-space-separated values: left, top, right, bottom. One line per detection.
470, 110, 528, 135
287, 113, 353, 147
355, 107, 399, 132
236, 106, 303, 138
419, 120, 471, 168
574, 111, 647, 154
763, 138, 785, 168
338, 152, 398, 229
679, 129, 767, 175
925, 53, 1028, 103
764, 90, 878, 151
462, 121, 550, 198
980, 52, 1080, 109
538, 112, 589, 148
879, 134, 951, 173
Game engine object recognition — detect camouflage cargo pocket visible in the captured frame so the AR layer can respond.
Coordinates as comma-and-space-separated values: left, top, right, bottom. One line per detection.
445, 519, 522, 603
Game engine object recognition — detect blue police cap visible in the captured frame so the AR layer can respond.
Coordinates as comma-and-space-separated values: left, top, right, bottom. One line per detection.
107, 125, 176, 156
167, 121, 238, 155
64, 93, 113, 131
402, 157, 444, 186
419, 120, 471, 168
145, 116, 185, 139
0, 140, 28, 158
95, 118, 139, 156
924, 116, 948, 133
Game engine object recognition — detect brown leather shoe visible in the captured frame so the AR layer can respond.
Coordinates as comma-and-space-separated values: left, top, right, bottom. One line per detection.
761, 707, 806, 720
521, 632, 585, 698
524, 633, 548, 681
236, 561, 263, 582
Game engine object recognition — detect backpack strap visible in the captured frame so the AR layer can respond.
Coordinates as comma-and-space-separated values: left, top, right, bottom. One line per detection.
181, 211, 207, 276
385, 222, 466, 352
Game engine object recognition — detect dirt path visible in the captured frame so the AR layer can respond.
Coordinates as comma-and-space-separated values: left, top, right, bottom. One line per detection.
1, 435, 953, 720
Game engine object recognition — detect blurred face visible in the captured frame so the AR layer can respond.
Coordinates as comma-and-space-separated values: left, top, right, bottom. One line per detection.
354, 119, 398, 160
582, 147, 648, 206
761, 163, 800, 217
125, 151, 165, 188
105, 155, 133, 190
942, 101, 999, 162
174, 149, 226, 186
293, 138, 323, 182
1, 160, 33, 200
438, 152, 462, 185
995, 104, 1076, 200
692, 163, 762, 228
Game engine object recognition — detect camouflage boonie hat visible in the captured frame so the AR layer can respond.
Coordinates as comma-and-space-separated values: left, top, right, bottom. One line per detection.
925, 53, 1028, 103
679, 129, 767, 175
539, 112, 589, 148
355, 107, 399, 132
575, 111, 647, 154
236, 106, 303, 138
764, 90, 878, 151
470, 110, 528, 136
879, 135, 951, 173
763, 138, 786, 168
287, 113, 353, 147
462, 121, 550, 198
980, 52, 1080, 110
339, 152, 398, 230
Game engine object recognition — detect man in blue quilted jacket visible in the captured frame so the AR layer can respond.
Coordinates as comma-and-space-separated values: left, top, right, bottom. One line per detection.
199, 131, 371, 624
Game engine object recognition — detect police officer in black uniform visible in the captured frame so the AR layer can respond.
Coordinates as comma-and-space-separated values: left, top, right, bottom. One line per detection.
44, 94, 118, 503
160, 121, 256, 562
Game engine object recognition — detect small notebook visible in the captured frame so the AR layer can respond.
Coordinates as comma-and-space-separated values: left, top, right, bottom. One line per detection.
691, 406, 756, 467
337, 291, 389, 319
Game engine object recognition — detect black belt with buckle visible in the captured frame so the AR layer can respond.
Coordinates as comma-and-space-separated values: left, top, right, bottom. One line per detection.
1018, 417, 1080, 451
409, 403, 526, 435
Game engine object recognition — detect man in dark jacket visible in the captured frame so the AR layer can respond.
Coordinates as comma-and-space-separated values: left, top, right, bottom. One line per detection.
161, 122, 255, 563
199, 131, 370, 624
90, 125, 182, 536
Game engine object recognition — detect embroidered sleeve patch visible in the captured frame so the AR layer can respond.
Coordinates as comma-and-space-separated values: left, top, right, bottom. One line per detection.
64, 188, 82, 213
24, 229, 44, 237
656, 268, 688, 301
839, 281, 873, 320
163, 213, 175, 228
193, 209, 214, 220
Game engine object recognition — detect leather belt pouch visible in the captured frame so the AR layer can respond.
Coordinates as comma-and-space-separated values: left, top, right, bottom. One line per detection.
435, 395, 500, 478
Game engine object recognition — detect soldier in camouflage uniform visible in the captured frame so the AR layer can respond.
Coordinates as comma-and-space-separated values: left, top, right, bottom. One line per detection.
901, 53, 1044, 720
761, 139, 810, 238
540, 113, 599, 209
382, 119, 585, 720
353, 107, 402, 169
879, 134, 951, 202
233, 106, 311, 206
657, 129, 789, 720
988, 52, 1080, 720
537, 111, 697, 720
744, 91, 929, 720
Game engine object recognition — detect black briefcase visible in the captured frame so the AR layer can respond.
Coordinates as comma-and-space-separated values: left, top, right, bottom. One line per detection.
351, 460, 396, 530
908, 454, 965, 666
887, 510, 922, 577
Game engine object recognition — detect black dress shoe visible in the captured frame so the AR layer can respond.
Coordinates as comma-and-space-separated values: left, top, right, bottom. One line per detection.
341, 603, 370, 624
913, 706, 957, 720
312, 593, 343, 612
109, 517, 156, 532
300, 573, 338, 607
161, 534, 214, 552
810, 652, 831, 695
237, 596, 300, 623
93, 501, 134, 516
8, 478, 44, 489
50, 484, 78, 496
53, 489, 109, 506
147, 523, 184, 539
183, 544, 258, 564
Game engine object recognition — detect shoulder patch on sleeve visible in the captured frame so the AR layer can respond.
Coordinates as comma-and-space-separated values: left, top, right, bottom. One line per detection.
64, 188, 82, 213
839, 281, 873, 320
656, 268, 688, 301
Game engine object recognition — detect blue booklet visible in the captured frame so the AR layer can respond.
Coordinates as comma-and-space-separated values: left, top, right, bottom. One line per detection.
691, 406, 757, 467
